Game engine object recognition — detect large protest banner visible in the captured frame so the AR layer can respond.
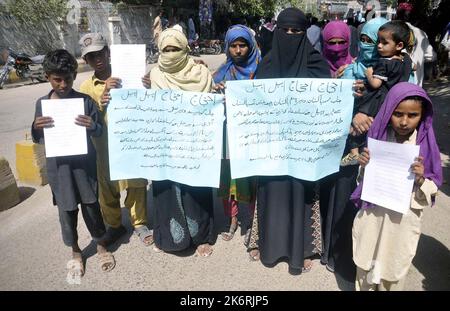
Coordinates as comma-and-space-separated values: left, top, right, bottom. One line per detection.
108, 89, 224, 188
226, 78, 354, 181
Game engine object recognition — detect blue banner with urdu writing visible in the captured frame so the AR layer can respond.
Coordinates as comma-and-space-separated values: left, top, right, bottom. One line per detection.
225, 78, 354, 181
108, 88, 225, 188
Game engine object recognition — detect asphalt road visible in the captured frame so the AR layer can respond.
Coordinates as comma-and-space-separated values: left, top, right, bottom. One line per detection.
0, 55, 449, 291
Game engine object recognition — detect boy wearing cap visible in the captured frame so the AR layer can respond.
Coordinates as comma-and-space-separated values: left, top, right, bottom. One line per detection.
78, 33, 153, 247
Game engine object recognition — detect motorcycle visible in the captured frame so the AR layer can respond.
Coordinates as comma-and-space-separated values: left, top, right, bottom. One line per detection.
189, 38, 222, 56
146, 38, 159, 64
0, 48, 47, 88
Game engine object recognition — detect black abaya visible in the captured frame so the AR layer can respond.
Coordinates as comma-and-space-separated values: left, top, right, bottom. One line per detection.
253, 8, 331, 271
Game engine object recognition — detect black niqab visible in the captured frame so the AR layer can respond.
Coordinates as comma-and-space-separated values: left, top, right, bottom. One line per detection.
256, 7, 330, 79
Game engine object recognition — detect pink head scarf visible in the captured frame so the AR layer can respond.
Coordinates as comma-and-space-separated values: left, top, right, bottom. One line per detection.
322, 21, 353, 75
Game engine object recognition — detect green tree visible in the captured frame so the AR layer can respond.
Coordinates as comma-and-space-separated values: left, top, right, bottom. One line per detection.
229, 0, 317, 17
5, 0, 68, 25
229, 0, 277, 16
386, 0, 397, 7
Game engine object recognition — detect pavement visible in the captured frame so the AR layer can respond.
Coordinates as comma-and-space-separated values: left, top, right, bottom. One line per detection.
0, 56, 448, 292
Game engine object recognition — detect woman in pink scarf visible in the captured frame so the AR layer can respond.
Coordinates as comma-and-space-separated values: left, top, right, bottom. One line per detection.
322, 21, 354, 78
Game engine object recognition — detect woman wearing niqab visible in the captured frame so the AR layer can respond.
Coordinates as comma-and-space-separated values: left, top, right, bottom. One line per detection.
253, 7, 330, 273
150, 29, 215, 257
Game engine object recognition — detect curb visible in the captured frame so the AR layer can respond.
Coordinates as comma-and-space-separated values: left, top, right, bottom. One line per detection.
1, 59, 91, 85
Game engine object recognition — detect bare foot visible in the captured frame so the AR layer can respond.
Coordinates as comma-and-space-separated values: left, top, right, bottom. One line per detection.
195, 243, 213, 257
302, 258, 313, 272
249, 248, 260, 261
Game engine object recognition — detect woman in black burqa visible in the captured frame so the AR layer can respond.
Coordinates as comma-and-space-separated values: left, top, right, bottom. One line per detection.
251, 7, 331, 274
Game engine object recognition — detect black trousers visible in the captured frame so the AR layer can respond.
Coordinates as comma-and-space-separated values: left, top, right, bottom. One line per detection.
58, 202, 106, 247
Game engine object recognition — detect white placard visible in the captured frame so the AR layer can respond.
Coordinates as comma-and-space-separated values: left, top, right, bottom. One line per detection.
108, 88, 224, 188
361, 137, 420, 214
41, 98, 87, 157
225, 78, 354, 181
110, 44, 146, 89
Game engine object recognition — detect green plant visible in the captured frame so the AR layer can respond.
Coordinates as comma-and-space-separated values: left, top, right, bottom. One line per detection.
5, 0, 69, 26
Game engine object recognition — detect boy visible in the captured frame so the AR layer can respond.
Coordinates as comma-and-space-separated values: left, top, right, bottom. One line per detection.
32, 49, 115, 282
78, 33, 153, 246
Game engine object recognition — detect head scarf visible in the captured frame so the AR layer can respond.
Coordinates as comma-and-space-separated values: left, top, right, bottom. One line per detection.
262, 19, 276, 32
256, 7, 330, 79
213, 25, 261, 83
345, 17, 388, 80
397, 2, 414, 13
150, 28, 212, 92
322, 21, 353, 75
351, 82, 443, 209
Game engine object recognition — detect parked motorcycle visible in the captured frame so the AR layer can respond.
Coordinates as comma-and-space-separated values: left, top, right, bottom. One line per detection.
189, 39, 222, 56
146, 39, 159, 64
0, 48, 47, 88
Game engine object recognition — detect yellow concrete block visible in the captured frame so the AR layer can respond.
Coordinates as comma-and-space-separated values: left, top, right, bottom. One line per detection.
15, 140, 48, 186
0, 157, 20, 211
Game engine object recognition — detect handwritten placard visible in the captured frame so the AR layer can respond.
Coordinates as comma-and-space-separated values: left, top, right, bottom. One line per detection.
226, 78, 354, 181
108, 89, 225, 187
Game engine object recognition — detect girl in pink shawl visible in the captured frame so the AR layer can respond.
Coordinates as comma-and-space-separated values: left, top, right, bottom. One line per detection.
322, 21, 354, 78
351, 82, 442, 290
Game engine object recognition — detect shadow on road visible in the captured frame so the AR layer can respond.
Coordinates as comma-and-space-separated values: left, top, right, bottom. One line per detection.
412, 233, 450, 290
18, 186, 35, 203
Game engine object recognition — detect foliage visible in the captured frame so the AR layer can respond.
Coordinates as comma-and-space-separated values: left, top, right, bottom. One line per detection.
385, 0, 397, 7
229, 0, 276, 16
229, 0, 318, 17
5, 0, 69, 25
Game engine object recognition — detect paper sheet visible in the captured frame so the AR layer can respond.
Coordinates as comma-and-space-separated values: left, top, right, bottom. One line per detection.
361, 137, 420, 214
110, 44, 146, 89
41, 98, 87, 157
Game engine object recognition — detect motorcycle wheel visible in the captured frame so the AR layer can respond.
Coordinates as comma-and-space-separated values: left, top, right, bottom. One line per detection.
149, 53, 159, 64
30, 72, 47, 83
214, 44, 222, 55
146, 51, 159, 64
0, 68, 10, 89
36, 75, 48, 83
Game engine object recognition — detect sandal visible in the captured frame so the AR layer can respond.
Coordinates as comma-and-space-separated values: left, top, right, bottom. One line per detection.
97, 251, 116, 272
66, 258, 84, 285
195, 244, 213, 257
134, 225, 154, 246
302, 258, 313, 273
221, 221, 238, 241
248, 248, 260, 262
